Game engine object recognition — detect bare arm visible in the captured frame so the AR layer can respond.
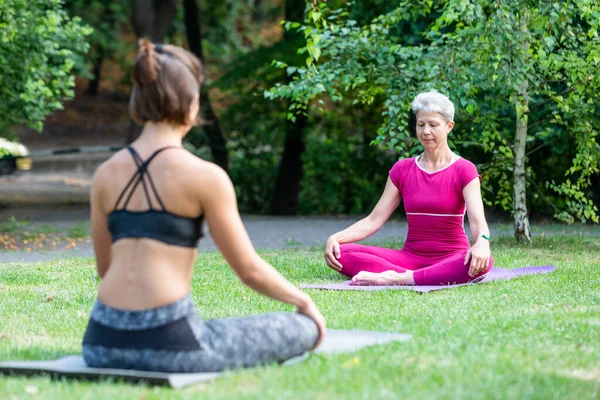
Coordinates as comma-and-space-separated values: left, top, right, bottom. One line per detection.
332, 177, 401, 243
201, 167, 310, 305
201, 165, 326, 347
324, 177, 401, 271
463, 177, 491, 276
90, 167, 111, 278
464, 178, 490, 241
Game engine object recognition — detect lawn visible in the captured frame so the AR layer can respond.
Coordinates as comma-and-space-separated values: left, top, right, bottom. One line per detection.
0, 236, 599, 399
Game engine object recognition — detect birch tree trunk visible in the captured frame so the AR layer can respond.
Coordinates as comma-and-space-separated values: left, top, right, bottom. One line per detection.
513, 78, 532, 242
513, 11, 532, 242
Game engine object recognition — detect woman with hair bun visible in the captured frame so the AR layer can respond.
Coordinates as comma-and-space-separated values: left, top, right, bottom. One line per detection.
82, 40, 325, 372
324, 91, 493, 286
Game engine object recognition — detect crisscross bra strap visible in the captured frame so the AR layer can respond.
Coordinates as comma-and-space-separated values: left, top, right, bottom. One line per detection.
113, 146, 181, 211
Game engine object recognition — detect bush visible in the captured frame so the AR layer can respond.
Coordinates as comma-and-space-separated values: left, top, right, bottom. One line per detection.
298, 107, 398, 215
0, 0, 91, 138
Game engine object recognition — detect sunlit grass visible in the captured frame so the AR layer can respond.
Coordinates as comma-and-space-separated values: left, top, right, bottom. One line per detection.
0, 236, 599, 399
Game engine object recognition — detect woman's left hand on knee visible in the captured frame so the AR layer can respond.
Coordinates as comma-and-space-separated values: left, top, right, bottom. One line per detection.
464, 240, 491, 277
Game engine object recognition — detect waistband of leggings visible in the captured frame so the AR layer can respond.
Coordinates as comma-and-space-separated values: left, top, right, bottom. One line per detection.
90, 294, 196, 330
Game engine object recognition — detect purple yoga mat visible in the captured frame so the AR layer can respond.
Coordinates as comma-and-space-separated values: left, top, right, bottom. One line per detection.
300, 266, 556, 293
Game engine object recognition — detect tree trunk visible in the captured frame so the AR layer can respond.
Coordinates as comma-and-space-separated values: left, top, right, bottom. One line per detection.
152, 0, 178, 42
131, 0, 177, 41
513, 78, 532, 242
270, 0, 308, 215
270, 113, 308, 215
131, 0, 154, 38
252, 0, 263, 21
86, 4, 116, 96
86, 46, 103, 96
183, 0, 229, 171
127, 0, 178, 144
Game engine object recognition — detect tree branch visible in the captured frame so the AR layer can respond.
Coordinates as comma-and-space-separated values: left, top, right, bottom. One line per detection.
525, 135, 560, 156
526, 119, 546, 130
527, 176, 560, 213
529, 87, 576, 111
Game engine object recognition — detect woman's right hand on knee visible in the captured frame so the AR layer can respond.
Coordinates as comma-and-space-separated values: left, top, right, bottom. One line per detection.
297, 297, 327, 350
324, 236, 343, 271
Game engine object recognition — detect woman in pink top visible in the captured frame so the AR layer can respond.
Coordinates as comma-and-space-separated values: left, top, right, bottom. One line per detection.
324, 91, 492, 286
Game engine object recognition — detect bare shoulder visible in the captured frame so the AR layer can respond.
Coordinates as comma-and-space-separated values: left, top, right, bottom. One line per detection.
90, 151, 133, 212
92, 149, 132, 183
172, 151, 232, 193
176, 151, 225, 177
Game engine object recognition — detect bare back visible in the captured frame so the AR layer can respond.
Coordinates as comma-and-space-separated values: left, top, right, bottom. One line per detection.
92, 145, 210, 310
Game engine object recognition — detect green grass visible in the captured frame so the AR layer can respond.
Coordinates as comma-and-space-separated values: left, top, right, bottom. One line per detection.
33, 225, 62, 235
0, 216, 29, 233
66, 222, 90, 239
1, 237, 599, 399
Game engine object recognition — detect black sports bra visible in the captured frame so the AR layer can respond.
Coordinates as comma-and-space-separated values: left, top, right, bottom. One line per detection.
107, 146, 204, 248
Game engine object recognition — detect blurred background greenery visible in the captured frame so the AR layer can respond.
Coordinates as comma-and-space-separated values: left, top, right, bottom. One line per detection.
0, 0, 598, 229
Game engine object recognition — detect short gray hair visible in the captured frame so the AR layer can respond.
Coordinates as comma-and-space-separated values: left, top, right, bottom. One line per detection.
411, 91, 455, 122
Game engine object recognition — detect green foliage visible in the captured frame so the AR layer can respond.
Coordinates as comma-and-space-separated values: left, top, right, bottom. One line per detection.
0, 0, 91, 138
299, 106, 397, 214
198, 40, 296, 214
62, 1, 130, 78
67, 221, 89, 239
227, 125, 282, 214
161, 0, 424, 216
182, 3, 299, 215
268, 0, 600, 223
198, 0, 287, 64
213, 34, 398, 215
0, 216, 29, 233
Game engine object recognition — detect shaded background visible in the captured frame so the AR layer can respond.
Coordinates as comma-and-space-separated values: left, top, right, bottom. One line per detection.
10, 0, 600, 220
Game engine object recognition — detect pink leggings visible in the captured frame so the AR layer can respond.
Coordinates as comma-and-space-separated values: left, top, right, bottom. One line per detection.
339, 244, 493, 285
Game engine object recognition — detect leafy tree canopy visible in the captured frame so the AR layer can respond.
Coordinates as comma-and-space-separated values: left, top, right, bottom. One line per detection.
268, 0, 600, 229
0, 0, 91, 138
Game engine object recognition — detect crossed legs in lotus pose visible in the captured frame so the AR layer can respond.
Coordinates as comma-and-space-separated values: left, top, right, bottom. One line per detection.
338, 243, 493, 286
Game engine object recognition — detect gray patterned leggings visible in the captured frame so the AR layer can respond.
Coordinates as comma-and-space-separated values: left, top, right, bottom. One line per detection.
82, 295, 319, 373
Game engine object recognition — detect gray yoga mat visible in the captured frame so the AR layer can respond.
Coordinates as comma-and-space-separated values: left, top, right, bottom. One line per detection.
300, 266, 556, 293
0, 329, 411, 389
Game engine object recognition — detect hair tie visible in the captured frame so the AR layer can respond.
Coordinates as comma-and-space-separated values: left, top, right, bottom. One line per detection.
155, 43, 163, 54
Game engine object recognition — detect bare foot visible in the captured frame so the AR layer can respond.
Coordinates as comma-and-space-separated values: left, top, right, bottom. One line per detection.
390, 270, 415, 285
350, 270, 415, 286
350, 271, 386, 286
